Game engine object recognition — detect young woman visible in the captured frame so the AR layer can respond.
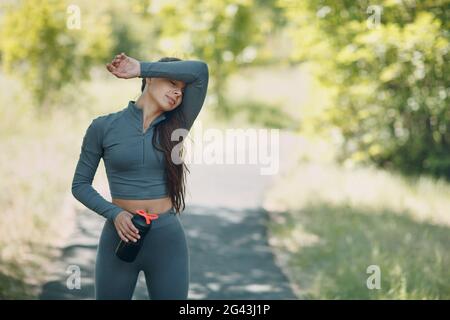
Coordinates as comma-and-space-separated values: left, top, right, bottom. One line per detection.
71, 53, 209, 299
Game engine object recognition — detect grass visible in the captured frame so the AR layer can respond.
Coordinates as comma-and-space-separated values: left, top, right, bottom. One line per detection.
262, 136, 450, 299
0, 72, 82, 298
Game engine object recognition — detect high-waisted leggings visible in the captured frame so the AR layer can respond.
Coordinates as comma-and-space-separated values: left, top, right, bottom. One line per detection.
95, 207, 190, 300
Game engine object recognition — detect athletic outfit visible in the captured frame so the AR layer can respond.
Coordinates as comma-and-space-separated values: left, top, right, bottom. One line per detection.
71, 59, 209, 299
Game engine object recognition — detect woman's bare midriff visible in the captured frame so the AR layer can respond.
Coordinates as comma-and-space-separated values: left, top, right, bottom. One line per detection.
112, 197, 173, 216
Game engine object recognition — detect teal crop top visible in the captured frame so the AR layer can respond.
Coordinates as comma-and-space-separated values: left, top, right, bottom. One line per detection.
71, 60, 209, 220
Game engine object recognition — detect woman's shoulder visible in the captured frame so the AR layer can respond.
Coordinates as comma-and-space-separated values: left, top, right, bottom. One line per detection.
92, 107, 127, 129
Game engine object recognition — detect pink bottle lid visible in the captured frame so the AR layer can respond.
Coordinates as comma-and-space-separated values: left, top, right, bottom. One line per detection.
135, 209, 159, 225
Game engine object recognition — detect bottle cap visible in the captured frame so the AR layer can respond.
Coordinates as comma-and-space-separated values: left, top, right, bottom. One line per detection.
135, 210, 159, 225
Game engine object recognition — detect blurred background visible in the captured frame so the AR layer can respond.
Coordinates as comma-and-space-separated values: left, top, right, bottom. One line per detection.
0, 0, 448, 299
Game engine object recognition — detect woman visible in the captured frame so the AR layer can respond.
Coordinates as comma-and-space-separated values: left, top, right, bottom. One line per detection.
71, 52, 209, 299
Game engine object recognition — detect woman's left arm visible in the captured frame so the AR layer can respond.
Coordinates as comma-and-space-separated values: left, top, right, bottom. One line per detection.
139, 60, 209, 131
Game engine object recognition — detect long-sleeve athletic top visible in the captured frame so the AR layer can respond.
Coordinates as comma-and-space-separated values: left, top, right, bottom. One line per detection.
71, 60, 209, 221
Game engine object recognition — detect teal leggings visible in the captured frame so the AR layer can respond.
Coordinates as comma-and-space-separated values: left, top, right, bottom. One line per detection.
95, 207, 190, 300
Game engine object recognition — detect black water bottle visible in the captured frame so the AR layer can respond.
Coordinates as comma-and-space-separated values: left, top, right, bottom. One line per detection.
115, 210, 158, 263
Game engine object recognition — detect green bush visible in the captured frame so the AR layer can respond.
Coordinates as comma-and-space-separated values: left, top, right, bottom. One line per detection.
279, 0, 450, 179
0, 0, 113, 109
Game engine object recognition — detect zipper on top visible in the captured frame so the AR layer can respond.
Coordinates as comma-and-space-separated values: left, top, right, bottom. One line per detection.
142, 135, 145, 165
142, 124, 146, 165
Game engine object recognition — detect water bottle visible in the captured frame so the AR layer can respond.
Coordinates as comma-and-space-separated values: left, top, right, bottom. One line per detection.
115, 210, 159, 263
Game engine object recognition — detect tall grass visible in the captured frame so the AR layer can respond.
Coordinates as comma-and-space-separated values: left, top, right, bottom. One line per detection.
263, 135, 450, 299
0, 72, 86, 298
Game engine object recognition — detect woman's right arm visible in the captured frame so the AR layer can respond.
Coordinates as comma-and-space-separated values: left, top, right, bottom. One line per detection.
71, 117, 143, 243
71, 117, 124, 221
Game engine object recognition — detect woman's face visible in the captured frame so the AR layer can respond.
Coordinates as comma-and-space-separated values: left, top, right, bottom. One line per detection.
146, 77, 185, 111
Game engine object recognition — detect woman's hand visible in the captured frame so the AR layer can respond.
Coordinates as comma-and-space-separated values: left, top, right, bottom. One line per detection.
106, 52, 140, 79
114, 210, 141, 243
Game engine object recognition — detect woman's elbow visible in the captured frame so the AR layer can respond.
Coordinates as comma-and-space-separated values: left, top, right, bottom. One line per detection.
194, 60, 209, 78
71, 182, 80, 199
71, 179, 86, 199
201, 61, 209, 77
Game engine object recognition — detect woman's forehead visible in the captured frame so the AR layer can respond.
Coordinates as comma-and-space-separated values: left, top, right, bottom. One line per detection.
159, 77, 185, 88
172, 79, 186, 88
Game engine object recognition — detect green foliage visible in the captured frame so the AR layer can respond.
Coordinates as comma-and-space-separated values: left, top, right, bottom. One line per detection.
0, 0, 287, 120
186, 0, 286, 118
264, 137, 450, 299
279, 0, 450, 178
227, 98, 300, 129
132, 0, 285, 119
0, 0, 113, 109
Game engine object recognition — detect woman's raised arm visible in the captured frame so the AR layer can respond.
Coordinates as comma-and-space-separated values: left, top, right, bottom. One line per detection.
106, 53, 209, 131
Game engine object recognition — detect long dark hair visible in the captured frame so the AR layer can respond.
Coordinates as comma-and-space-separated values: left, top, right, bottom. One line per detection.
140, 57, 189, 215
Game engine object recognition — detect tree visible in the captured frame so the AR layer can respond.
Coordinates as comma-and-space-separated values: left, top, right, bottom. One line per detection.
133, 0, 285, 119
279, 0, 450, 178
0, 0, 113, 111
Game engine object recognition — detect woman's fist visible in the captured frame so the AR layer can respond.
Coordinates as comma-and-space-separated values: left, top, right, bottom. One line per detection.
114, 210, 141, 243
106, 52, 140, 79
